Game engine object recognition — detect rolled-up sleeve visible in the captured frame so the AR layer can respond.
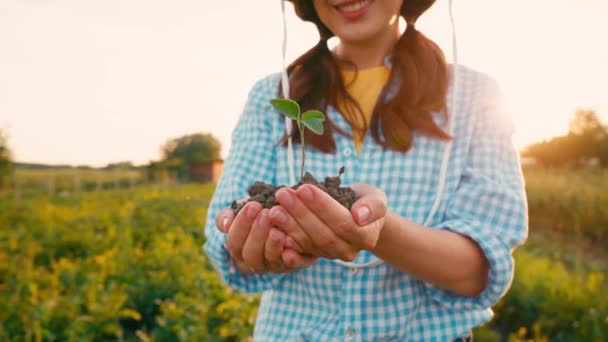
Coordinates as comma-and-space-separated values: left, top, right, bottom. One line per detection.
425, 74, 529, 310
203, 74, 286, 294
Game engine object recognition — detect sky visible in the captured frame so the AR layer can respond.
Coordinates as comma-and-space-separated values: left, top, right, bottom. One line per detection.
0, 0, 607, 167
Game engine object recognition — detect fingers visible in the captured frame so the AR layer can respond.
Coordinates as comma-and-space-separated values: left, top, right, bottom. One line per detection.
226, 201, 261, 262
223, 183, 383, 271
216, 196, 249, 234
275, 187, 355, 260
264, 228, 286, 273
349, 183, 388, 226
285, 235, 304, 253
293, 183, 387, 252
224, 199, 319, 275
266, 229, 317, 273
269, 205, 316, 255
281, 249, 318, 269
215, 208, 234, 233
294, 184, 355, 238
233, 258, 253, 274
293, 184, 361, 255
242, 209, 272, 273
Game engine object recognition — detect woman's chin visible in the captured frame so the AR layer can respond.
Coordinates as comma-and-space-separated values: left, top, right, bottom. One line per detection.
335, 29, 381, 47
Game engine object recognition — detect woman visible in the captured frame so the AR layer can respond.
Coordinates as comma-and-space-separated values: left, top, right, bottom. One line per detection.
204, 0, 528, 341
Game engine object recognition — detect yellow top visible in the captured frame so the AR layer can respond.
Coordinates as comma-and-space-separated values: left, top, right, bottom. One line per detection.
337, 65, 391, 155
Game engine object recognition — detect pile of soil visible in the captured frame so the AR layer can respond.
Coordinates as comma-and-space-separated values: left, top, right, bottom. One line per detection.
231, 167, 358, 217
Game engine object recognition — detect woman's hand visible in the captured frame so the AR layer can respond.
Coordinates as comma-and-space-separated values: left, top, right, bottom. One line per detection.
215, 202, 318, 274
268, 183, 388, 261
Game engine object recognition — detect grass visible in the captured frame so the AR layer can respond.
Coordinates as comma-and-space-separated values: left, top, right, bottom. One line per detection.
524, 166, 608, 242
1, 168, 607, 340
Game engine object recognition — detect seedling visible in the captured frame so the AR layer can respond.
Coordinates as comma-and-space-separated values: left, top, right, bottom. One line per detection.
270, 98, 325, 179
230, 98, 357, 217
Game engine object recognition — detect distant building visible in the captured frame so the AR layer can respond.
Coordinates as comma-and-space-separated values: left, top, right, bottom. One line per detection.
188, 160, 223, 183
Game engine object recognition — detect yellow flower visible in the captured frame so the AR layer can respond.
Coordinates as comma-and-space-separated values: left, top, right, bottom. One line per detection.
120, 308, 142, 321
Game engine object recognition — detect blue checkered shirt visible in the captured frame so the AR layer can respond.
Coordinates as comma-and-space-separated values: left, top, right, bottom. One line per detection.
204, 65, 528, 341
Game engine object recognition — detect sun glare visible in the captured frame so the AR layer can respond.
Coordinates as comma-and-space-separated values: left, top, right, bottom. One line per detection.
0, 0, 605, 165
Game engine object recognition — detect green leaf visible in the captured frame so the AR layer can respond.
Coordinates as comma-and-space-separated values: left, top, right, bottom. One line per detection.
300, 118, 323, 136
302, 110, 326, 135
269, 98, 300, 120
302, 110, 326, 122
303, 119, 324, 135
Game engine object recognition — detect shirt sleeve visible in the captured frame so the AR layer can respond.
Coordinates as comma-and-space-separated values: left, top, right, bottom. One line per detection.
203, 74, 286, 294
424, 73, 529, 310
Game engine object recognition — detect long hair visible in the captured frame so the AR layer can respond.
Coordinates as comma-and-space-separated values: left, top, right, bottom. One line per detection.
279, 0, 451, 153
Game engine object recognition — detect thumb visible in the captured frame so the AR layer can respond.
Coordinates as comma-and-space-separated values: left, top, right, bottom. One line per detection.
349, 184, 387, 226
215, 208, 234, 234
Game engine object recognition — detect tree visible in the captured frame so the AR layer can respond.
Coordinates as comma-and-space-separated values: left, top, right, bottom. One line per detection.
523, 135, 580, 167
161, 133, 221, 164
0, 130, 13, 189
567, 109, 607, 163
158, 133, 222, 180
104, 161, 135, 170
523, 109, 608, 167
569, 109, 606, 137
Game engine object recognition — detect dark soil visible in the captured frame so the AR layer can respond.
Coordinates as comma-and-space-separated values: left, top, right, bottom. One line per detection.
231, 167, 358, 217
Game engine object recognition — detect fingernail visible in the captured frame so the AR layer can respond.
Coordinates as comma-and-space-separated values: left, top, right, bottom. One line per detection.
285, 237, 294, 248
276, 188, 295, 209
270, 208, 287, 225
258, 210, 268, 225
297, 186, 314, 202
357, 206, 370, 223
222, 216, 229, 231
246, 204, 260, 220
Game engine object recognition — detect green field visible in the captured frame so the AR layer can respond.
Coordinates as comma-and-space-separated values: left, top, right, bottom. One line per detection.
7, 169, 144, 198
0, 169, 607, 341
524, 167, 608, 242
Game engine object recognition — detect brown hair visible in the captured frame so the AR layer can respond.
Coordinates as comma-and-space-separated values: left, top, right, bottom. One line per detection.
278, 0, 450, 153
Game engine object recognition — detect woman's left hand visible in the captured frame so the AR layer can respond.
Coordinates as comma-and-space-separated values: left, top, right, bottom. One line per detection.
268, 183, 388, 261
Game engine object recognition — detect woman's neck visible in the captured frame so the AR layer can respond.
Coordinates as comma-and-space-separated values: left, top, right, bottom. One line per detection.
334, 24, 400, 69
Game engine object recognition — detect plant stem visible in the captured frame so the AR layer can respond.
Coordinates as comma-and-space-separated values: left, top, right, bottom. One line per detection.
300, 127, 305, 179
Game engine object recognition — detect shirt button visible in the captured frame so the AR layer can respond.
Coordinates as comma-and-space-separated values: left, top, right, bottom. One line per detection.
343, 148, 352, 157
349, 267, 360, 275
345, 328, 356, 340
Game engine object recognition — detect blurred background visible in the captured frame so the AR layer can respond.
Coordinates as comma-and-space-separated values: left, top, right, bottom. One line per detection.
1, 0, 607, 341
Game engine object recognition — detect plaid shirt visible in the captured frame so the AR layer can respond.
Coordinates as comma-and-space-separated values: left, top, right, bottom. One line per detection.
204, 64, 528, 341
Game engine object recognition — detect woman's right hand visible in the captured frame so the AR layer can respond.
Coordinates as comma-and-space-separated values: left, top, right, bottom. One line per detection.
215, 202, 318, 274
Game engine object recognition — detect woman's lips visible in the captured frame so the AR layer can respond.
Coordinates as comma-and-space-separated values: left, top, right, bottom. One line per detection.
334, 0, 373, 21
